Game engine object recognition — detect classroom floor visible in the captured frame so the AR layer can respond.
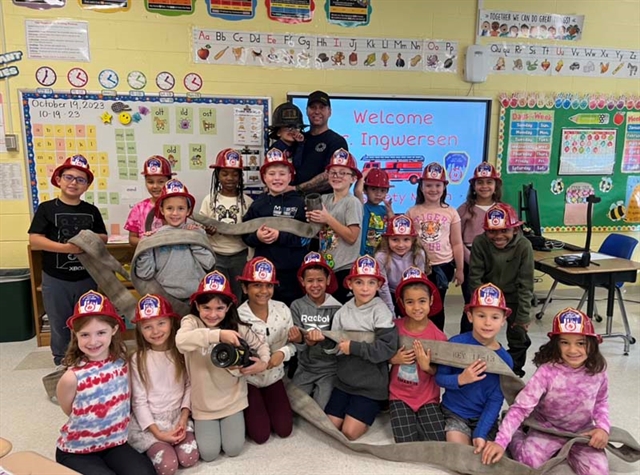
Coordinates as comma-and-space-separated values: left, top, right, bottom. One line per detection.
1, 289, 639, 475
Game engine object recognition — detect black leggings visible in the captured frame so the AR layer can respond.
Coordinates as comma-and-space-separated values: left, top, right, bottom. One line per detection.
427, 261, 455, 331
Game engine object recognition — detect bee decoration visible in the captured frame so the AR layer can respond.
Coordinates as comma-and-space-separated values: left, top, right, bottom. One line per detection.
599, 177, 613, 193
608, 201, 626, 221
550, 178, 564, 195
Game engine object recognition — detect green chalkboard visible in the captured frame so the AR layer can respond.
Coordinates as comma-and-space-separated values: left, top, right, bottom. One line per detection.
497, 92, 640, 233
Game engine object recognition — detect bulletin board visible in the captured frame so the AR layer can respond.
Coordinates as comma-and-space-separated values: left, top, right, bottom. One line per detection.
20, 90, 270, 237
497, 92, 640, 233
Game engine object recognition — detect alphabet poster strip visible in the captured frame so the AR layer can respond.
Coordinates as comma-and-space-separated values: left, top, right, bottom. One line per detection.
192, 28, 457, 73
478, 9, 584, 41
325, 0, 371, 28
205, 0, 256, 20
266, 0, 314, 23
488, 42, 640, 79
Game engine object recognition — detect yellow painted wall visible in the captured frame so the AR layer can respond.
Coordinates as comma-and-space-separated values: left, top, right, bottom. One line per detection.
0, 0, 638, 291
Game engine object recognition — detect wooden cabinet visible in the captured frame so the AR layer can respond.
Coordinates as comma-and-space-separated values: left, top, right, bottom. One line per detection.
28, 244, 137, 347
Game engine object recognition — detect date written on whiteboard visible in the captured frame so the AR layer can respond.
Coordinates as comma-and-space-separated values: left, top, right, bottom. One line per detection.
30, 99, 105, 110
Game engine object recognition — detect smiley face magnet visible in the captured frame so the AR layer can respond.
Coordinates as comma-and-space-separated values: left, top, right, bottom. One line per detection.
119, 112, 132, 125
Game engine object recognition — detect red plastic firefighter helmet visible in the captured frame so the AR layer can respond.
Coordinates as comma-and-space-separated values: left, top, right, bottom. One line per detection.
66, 290, 126, 332
154, 179, 196, 219
326, 148, 362, 180
297, 252, 338, 295
470, 162, 501, 183
421, 162, 448, 184
260, 147, 296, 178
364, 168, 393, 189
210, 148, 243, 170
394, 266, 442, 317
141, 155, 175, 177
383, 214, 417, 237
132, 294, 180, 323
483, 203, 523, 231
464, 283, 512, 318
190, 270, 238, 305
52, 155, 94, 187
343, 255, 385, 288
237, 257, 279, 285
548, 307, 602, 343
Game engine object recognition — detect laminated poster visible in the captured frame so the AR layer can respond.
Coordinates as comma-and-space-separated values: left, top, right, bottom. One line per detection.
13, 0, 65, 9
145, 0, 194, 15
206, 0, 256, 20
78, 0, 129, 11
505, 109, 554, 174
266, 0, 314, 24
488, 42, 639, 79
478, 9, 584, 41
234, 106, 263, 146
622, 112, 640, 173
558, 128, 616, 176
325, 0, 371, 28
625, 176, 640, 223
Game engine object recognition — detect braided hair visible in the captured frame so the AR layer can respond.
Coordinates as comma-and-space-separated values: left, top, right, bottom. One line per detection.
208, 168, 248, 217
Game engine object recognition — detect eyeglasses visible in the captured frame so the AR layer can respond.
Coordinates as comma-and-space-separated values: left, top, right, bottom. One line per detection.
328, 171, 354, 178
60, 174, 88, 185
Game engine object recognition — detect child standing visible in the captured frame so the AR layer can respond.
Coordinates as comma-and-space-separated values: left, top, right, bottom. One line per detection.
55, 291, 155, 475
310, 256, 398, 440
28, 155, 108, 368
375, 214, 430, 314
237, 257, 296, 444
435, 284, 513, 453
176, 271, 269, 461
134, 179, 215, 303
125, 155, 174, 247
268, 102, 307, 163
242, 148, 309, 306
287, 252, 342, 410
407, 162, 464, 331
354, 168, 394, 256
129, 294, 199, 475
200, 148, 253, 303
469, 203, 533, 378
482, 308, 609, 475
389, 267, 447, 443
307, 149, 363, 303
457, 163, 502, 333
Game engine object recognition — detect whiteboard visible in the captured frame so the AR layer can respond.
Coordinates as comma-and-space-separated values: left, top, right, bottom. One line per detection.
20, 90, 270, 236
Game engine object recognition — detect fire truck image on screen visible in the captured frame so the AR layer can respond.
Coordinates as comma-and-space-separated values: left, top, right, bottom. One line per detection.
362, 155, 425, 184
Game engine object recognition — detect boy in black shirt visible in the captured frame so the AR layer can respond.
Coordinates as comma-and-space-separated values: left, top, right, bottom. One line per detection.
28, 155, 107, 367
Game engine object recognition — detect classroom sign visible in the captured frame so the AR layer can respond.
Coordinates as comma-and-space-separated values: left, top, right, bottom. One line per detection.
478, 9, 584, 41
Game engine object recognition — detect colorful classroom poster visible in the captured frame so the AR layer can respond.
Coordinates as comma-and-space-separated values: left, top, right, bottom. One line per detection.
206, 0, 256, 20
234, 106, 263, 146
145, 0, 194, 15
505, 109, 554, 174
625, 176, 640, 222
266, 0, 314, 23
622, 112, 640, 173
488, 43, 639, 79
25, 20, 90, 62
325, 0, 371, 27
559, 129, 616, 175
78, 0, 129, 10
478, 9, 584, 41
13, 0, 65, 9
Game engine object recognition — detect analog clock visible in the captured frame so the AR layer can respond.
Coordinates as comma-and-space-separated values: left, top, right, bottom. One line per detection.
183, 73, 203, 92
98, 69, 119, 89
35, 66, 57, 87
127, 71, 147, 90
155, 71, 175, 91
67, 68, 88, 88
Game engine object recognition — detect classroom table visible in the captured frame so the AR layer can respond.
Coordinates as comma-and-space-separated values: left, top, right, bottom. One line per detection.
534, 250, 640, 354
0, 451, 80, 474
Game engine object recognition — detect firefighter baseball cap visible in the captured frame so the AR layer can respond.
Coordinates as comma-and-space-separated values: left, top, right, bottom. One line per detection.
421, 162, 448, 184
154, 179, 196, 219
141, 155, 175, 177
383, 214, 417, 237
548, 308, 602, 343
394, 267, 442, 317
191, 271, 238, 305
307, 90, 331, 107
364, 168, 393, 189
52, 155, 94, 187
260, 147, 296, 178
66, 290, 126, 332
483, 203, 523, 231
344, 255, 385, 288
132, 294, 180, 323
297, 252, 338, 295
464, 283, 512, 318
210, 148, 243, 170
470, 162, 501, 183
238, 257, 279, 285
268, 103, 308, 139
326, 148, 362, 180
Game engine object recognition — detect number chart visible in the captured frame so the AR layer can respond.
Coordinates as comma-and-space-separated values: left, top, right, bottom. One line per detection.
20, 91, 270, 237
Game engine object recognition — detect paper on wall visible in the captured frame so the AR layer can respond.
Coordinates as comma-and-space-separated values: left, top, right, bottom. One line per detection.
0, 94, 6, 153
0, 163, 25, 201
478, 10, 584, 41
25, 19, 90, 62
234, 107, 263, 146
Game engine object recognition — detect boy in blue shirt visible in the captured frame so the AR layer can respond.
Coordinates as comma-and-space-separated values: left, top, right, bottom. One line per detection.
354, 168, 394, 255
435, 283, 513, 453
